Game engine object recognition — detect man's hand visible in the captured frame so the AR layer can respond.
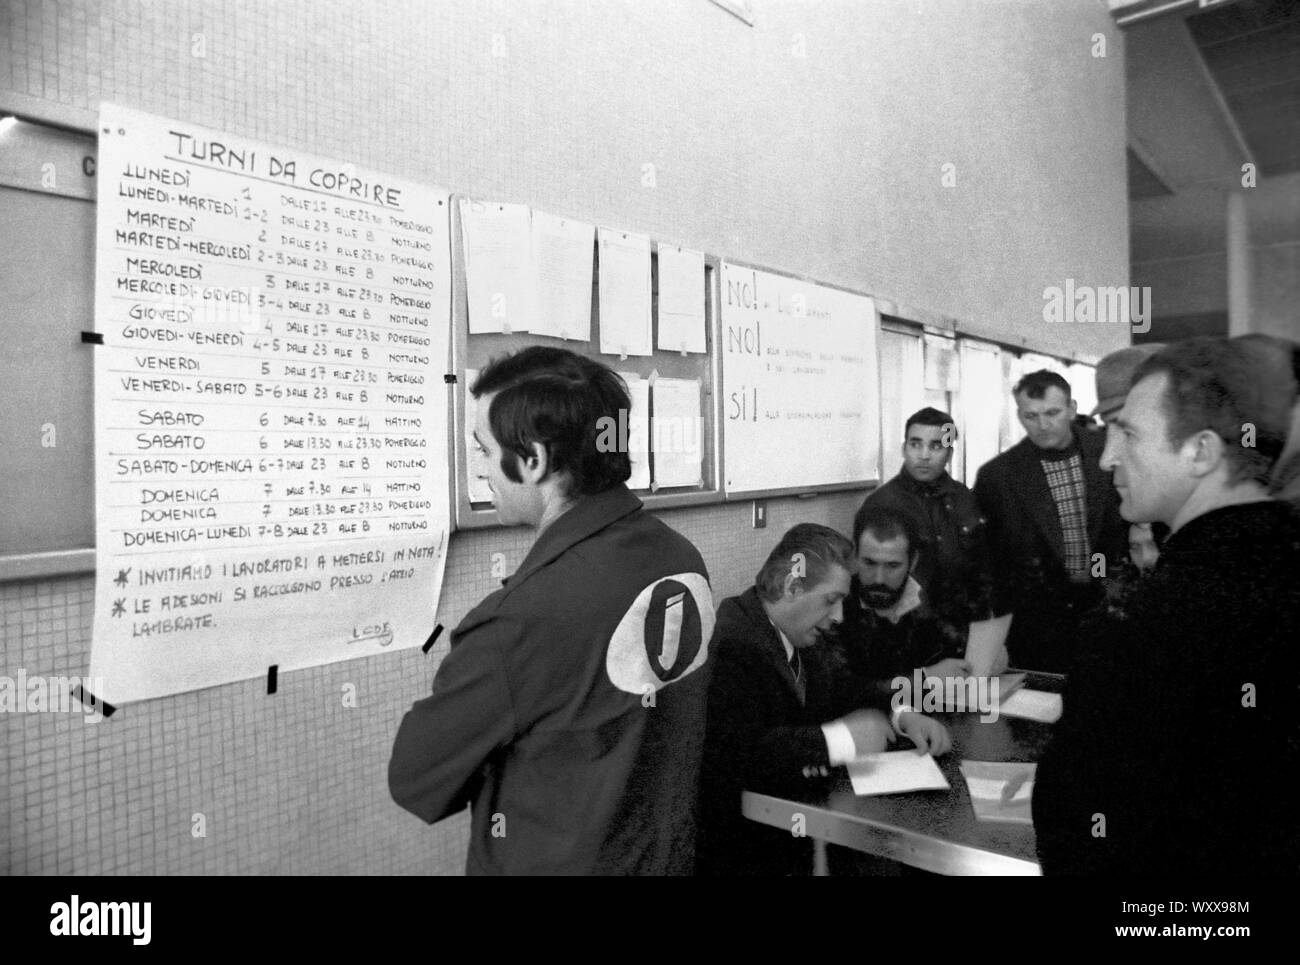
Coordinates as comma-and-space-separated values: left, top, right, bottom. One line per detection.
896, 712, 951, 756
838, 708, 894, 756
923, 657, 972, 679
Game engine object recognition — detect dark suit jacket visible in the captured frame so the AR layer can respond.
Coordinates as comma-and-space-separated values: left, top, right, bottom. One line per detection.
696, 587, 884, 876
973, 425, 1126, 672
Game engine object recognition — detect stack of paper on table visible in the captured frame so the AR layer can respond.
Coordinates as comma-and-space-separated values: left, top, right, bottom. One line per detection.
960, 761, 1037, 824
847, 751, 950, 796
997, 688, 1062, 723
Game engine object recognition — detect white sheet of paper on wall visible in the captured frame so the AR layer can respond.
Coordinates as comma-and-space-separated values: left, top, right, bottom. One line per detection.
532, 211, 593, 341
460, 199, 535, 334
651, 376, 703, 488
619, 371, 651, 490
655, 245, 706, 354
597, 227, 652, 357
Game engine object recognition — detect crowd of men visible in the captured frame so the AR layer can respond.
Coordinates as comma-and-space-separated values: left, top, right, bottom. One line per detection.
388, 334, 1300, 876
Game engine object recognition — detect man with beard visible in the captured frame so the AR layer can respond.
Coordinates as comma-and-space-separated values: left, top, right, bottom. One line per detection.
1033, 337, 1300, 874
838, 505, 972, 694
697, 523, 951, 876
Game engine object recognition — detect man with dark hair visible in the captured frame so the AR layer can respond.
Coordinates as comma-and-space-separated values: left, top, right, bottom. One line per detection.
973, 369, 1126, 672
1033, 337, 1300, 874
856, 407, 992, 632
389, 346, 715, 874
839, 505, 969, 689
697, 523, 951, 876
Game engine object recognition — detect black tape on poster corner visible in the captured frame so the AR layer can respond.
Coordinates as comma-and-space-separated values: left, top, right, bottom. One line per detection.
422, 624, 445, 654
71, 683, 117, 718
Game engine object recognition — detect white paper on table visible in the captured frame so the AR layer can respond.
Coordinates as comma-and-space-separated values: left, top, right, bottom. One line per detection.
460, 199, 534, 333
965, 613, 1013, 676
597, 227, 652, 357
618, 371, 651, 490
846, 751, 951, 796
959, 761, 1036, 824
532, 211, 593, 340
463, 368, 494, 504
997, 689, 1063, 723
650, 376, 703, 489
655, 245, 706, 354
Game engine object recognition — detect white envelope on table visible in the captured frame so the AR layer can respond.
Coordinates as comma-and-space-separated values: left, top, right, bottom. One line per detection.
965, 613, 1012, 676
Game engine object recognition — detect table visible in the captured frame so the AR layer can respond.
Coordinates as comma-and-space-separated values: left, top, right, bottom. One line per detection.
740, 671, 1063, 876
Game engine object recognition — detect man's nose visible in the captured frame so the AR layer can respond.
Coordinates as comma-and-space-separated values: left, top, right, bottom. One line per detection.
829, 600, 843, 625
1100, 425, 1121, 470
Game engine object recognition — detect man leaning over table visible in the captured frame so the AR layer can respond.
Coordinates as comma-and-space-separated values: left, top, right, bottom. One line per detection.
696, 523, 951, 876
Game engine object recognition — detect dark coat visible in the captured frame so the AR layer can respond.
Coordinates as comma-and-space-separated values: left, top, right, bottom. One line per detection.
696, 587, 884, 876
1032, 501, 1300, 875
388, 485, 714, 875
858, 470, 993, 626
973, 425, 1127, 672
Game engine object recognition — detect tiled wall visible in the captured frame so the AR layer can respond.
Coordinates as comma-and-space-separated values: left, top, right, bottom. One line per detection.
1, 492, 859, 875
1, 0, 1127, 874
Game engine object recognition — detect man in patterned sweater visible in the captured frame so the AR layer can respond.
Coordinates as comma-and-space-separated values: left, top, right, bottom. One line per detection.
973, 369, 1126, 673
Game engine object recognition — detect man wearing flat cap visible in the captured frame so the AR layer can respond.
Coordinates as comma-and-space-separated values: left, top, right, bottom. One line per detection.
1091, 344, 1164, 425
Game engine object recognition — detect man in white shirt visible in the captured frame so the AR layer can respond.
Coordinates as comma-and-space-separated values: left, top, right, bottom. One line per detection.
696, 523, 950, 876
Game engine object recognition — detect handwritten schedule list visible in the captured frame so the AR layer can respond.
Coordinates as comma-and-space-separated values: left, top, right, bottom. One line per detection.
91, 104, 451, 704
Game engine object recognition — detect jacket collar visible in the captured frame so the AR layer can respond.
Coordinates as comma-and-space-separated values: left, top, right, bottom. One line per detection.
894, 469, 954, 497
866, 574, 924, 625
1161, 499, 1294, 563
504, 484, 643, 592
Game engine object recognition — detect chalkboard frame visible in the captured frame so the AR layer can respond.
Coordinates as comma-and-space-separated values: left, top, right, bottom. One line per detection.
717, 258, 885, 502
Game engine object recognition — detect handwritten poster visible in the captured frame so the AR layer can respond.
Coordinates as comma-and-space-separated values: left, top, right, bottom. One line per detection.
532, 211, 594, 341
89, 104, 452, 704
720, 263, 879, 495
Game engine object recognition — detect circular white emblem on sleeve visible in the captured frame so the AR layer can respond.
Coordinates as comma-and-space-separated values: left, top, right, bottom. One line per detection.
605, 573, 714, 694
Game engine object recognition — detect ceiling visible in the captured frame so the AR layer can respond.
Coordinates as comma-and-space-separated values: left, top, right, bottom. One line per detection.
1187, 0, 1300, 179
1121, 0, 1300, 283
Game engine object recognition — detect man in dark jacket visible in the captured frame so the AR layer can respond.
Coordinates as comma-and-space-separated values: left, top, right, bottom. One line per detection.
857, 407, 992, 631
697, 523, 950, 876
1033, 337, 1300, 874
388, 348, 714, 875
973, 370, 1127, 672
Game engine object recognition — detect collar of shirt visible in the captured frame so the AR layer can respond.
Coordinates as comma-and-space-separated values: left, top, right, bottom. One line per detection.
769, 619, 795, 662
872, 574, 924, 625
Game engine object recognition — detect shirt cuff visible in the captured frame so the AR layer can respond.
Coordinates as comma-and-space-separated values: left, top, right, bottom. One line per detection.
891, 703, 917, 734
821, 720, 858, 765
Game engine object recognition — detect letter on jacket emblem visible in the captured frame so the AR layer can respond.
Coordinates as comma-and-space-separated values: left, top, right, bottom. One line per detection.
605, 573, 714, 693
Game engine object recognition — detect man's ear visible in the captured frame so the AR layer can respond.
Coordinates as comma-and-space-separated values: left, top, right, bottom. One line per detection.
782, 569, 802, 599
519, 441, 550, 483
1187, 429, 1225, 479
1067, 398, 1079, 417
